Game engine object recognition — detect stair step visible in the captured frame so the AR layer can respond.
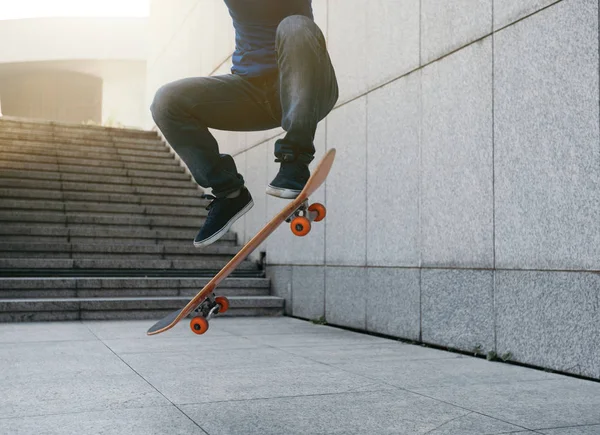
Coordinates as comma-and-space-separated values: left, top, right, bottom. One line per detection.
0, 277, 270, 298
0, 178, 199, 197
0, 141, 173, 160
0, 169, 195, 188
0, 200, 208, 217
0, 118, 280, 322
0, 211, 205, 228
0, 242, 239, 257
0, 295, 284, 321
0, 117, 159, 140
0, 269, 262, 278
0, 152, 182, 172
0, 131, 166, 150
0, 160, 190, 179
0, 258, 257, 271
0, 225, 236, 245
0, 190, 204, 207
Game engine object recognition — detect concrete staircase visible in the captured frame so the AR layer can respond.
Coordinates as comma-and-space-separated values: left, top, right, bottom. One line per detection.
0, 117, 283, 321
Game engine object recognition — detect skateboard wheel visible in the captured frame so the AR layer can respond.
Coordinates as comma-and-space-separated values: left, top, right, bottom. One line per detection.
190, 316, 209, 335
291, 216, 311, 236
308, 203, 326, 222
215, 296, 230, 314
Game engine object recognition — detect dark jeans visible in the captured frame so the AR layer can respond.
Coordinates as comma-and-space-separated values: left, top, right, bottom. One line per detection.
150, 15, 339, 198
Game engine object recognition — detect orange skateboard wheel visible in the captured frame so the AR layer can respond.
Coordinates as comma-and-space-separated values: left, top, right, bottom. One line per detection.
190, 316, 209, 335
291, 216, 311, 236
308, 203, 326, 222
215, 296, 230, 313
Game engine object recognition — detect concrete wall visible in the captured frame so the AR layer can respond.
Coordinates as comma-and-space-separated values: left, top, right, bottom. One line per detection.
0, 70, 102, 124
146, 0, 600, 380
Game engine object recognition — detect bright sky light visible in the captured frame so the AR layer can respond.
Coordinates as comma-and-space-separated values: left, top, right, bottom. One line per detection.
0, 0, 150, 20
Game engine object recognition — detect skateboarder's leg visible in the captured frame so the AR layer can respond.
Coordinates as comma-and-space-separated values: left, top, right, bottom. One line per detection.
267, 15, 339, 198
150, 74, 280, 246
150, 74, 279, 198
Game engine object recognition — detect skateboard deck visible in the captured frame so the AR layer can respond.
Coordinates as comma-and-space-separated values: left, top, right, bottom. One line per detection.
147, 148, 336, 336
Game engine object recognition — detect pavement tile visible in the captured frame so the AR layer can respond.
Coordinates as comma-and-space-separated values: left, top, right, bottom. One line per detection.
182, 390, 470, 435
3, 318, 598, 434
332, 354, 555, 390
0, 372, 169, 419
85, 319, 231, 340
0, 406, 208, 435
102, 334, 255, 354
122, 349, 392, 405
282, 342, 460, 365
0, 321, 96, 343
0, 340, 129, 383
541, 425, 600, 434
414, 378, 600, 428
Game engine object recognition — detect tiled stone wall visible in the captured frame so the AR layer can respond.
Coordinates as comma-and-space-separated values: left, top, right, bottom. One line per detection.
146, 0, 600, 379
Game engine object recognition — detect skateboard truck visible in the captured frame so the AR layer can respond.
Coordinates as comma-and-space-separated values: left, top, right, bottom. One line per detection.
189, 293, 230, 335
285, 199, 326, 237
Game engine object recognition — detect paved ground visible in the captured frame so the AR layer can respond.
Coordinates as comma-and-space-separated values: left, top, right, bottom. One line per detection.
1, 317, 599, 435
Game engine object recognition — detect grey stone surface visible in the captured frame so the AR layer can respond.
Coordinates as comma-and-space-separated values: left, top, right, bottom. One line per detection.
182, 390, 468, 435
495, 270, 600, 379
0, 407, 207, 435
366, 267, 420, 340
103, 334, 257, 355
244, 128, 284, 150
292, 265, 325, 320
414, 412, 528, 434
243, 142, 268, 256
123, 351, 390, 405
366, 71, 420, 267
543, 426, 600, 435
245, 329, 392, 348
421, 0, 492, 63
0, 321, 95, 343
325, 97, 367, 266
266, 265, 292, 315
494, 0, 600, 271
334, 353, 553, 390
2, 317, 599, 433
265, 125, 326, 265
421, 37, 494, 268
421, 269, 495, 354
325, 266, 367, 330
216, 316, 334, 336
327, 0, 369, 103
210, 129, 246, 157
312, 0, 328, 40
414, 377, 600, 429
282, 341, 461, 365
231, 152, 246, 241
366, 0, 420, 88
493, 0, 555, 30
0, 341, 168, 419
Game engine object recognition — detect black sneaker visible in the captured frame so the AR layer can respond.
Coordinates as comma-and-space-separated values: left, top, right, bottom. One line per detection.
266, 155, 312, 199
194, 187, 253, 247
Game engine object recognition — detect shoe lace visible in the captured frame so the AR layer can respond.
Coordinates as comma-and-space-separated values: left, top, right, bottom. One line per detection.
200, 194, 218, 211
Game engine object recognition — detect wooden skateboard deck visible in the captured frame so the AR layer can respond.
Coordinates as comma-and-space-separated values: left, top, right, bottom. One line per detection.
147, 148, 336, 336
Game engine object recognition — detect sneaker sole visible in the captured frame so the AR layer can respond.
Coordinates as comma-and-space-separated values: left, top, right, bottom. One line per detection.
193, 199, 254, 248
266, 184, 301, 199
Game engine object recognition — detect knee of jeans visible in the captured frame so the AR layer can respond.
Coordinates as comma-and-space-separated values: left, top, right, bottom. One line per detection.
276, 15, 320, 44
150, 83, 178, 122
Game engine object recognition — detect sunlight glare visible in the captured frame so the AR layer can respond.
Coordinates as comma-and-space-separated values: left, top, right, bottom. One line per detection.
0, 0, 150, 20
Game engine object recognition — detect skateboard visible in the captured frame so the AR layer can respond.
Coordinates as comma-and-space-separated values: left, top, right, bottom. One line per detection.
146, 148, 336, 336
